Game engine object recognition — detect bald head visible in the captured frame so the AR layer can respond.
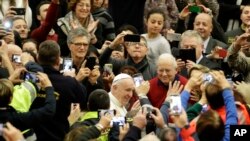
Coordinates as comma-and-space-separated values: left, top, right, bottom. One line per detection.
7, 44, 22, 58
194, 13, 213, 40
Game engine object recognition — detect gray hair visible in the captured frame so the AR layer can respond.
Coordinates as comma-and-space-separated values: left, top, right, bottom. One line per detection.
180, 30, 203, 45
67, 27, 91, 45
157, 53, 177, 68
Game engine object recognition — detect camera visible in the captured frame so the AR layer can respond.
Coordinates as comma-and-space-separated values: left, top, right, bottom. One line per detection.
203, 73, 213, 83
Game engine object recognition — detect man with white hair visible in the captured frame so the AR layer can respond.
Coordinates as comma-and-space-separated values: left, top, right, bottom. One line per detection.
109, 73, 135, 116
147, 53, 187, 108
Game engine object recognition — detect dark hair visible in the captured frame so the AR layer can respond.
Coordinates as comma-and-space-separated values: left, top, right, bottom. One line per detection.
36, 1, 51, 15
205, 83, 224, 110
196, 110, 224, 141
22, 38, 38, 50
87, 45, 100, 57
88, 89, 110, 111
38, 40, 60, 66
146, 8, 166, 21
120, 66, 138, 77
68, 0, 93, 12
116, 24, 139, 35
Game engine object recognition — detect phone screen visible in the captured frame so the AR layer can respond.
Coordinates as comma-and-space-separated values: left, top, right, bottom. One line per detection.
169, 95, 182, 115
98, 109, 116, 119
133, 73, 144, 87
85, 57, 96, 70
179, 48, 196, 62
111, 117, 126, 126
12, 54, 21, 63
188, 6, 201, 13
104, 64, 113, 75
24, 72, 39, 83
124, 34, 141, 42
63, 58, 73, 71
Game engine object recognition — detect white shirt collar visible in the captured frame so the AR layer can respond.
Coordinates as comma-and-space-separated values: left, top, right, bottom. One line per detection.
196, 55, 203, 64
203, 37, 210, 53
108, 92, 127, 116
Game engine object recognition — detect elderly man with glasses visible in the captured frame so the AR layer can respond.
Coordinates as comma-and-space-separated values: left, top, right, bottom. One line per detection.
99, 32, 156, 80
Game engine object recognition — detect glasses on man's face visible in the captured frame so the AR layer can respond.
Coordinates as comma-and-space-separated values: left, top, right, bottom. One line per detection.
72, 42, 89, 48
126, 42, 146, 47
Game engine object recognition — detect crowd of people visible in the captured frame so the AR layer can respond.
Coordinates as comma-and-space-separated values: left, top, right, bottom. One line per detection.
0, 0, 250, 141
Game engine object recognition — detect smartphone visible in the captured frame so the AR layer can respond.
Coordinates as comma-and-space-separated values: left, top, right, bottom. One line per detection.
124, 34, 141, 42
179, 48, 196, 62
133, 73, 144, 87
104, 64, 113, 75
98, 109, 116, 119
111, 116, 126, 126
12, 54, 21, 63
11, 8, 25, 15
145, 107, 156, 124
23, 71, 39, 83
166, 33, 182, 41
218, 48, 227, 58
63, 58, 73, 71
203, 73, 213, 83
85, 56, 96, 70
169, 95, 182, 115
188, 5, 201, 13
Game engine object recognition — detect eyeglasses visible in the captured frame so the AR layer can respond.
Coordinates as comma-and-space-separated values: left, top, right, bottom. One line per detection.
72, 42, 89, 48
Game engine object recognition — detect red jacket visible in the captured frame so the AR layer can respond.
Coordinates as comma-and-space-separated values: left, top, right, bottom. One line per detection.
147, 74, 188, 108
31, 2, 59, 43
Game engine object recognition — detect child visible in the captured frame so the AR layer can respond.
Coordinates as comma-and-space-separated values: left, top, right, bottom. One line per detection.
142, 8, 171, 66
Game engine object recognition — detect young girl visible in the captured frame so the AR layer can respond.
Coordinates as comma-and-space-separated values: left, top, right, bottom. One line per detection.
142, 8, 171, 66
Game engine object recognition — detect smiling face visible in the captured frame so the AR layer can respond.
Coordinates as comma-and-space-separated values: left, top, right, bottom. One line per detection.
157, 58, 177, 85
75, 0, 91, 20
146, 13, 164, 35
12, 19, 29, 39
193, 13, 213, 40
69, 36, 90, 59
112, 78, 135, 106
126, 38, 148, 61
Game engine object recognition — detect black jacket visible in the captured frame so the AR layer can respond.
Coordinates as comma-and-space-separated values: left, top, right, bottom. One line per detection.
0, 87, 55, 141
30, 65, 87, 141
